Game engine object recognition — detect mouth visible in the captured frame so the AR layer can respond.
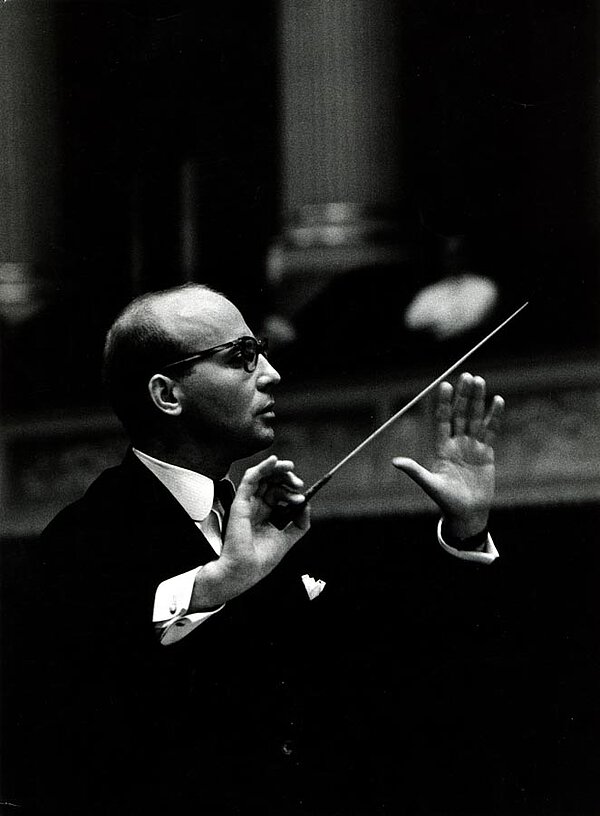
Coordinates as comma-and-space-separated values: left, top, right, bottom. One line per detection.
257, 401, 276, 417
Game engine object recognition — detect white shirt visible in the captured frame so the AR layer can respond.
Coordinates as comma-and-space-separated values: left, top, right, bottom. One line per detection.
437, 518, 499, 563
133, 448, 228, 646
134, 449, 498, 647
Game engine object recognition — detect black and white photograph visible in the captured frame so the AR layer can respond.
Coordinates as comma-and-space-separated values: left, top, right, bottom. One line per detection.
1, 2, 599, 814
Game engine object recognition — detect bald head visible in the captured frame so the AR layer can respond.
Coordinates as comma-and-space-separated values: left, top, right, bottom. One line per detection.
103, 283, 235, 442
148, 286, 246, 353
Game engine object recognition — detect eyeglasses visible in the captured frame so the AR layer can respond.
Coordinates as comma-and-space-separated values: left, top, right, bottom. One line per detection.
160, 336, 269, 374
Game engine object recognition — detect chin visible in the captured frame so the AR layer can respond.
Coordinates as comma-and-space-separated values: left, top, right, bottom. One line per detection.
233, 426, 274, 459
253, 427, 276, 452
258, 427, 276, 447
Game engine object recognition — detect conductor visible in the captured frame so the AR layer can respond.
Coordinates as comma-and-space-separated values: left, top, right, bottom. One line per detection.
15, 282, 504, 816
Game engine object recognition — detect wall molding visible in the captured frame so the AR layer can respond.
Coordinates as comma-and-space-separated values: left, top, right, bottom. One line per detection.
2, 356, 599, 537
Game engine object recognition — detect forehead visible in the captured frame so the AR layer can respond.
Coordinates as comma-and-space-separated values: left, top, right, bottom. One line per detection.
154, 289, 251, 348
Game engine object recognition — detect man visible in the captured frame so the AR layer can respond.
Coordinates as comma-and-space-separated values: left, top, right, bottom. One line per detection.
14, 283, 503, 816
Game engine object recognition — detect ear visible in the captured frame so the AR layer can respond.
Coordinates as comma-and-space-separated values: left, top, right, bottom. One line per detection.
148, 374, 183, 417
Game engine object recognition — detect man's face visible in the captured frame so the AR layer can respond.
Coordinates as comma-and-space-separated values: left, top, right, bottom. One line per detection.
157, 290, 281, 459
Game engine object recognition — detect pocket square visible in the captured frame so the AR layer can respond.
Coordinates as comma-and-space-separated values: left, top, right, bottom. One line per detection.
301, 573, 326, 600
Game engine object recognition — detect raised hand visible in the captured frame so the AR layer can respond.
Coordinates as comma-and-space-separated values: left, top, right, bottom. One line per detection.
224, 455, 309, 568
392, 373, 504, 539
191, 456, 310, 609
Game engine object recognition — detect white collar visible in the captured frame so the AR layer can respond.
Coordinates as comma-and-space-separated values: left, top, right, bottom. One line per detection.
133, 448, 218, 522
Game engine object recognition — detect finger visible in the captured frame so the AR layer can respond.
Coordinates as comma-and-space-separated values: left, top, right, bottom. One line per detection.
275, 469, 304, 491
289, 500, 311, 533
435, 381, 453, 448
269, 498, 311, 531
264, 485, 306, 509
452, 372, 473, 436
258, 466, 304, 502
467, 375, 486, 439
268, 460, 305, 486
253, 461, 301, 499
235, 455, 279, 503
482, 395, 505, 446
270, 459, 295, 473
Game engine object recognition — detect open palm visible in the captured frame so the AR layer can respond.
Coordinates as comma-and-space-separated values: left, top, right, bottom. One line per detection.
393, 373, 504, 538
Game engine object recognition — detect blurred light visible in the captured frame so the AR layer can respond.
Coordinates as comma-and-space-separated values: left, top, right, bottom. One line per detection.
0, 262, 48, 325
404, 273, 499, 340
262, 313, 297, 350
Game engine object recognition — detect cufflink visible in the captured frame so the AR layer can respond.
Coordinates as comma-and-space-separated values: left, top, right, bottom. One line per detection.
169, 595, 177, 615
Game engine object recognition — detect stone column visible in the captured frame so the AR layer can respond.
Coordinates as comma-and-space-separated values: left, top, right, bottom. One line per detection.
0, 0, 60, 324
268, 0, 414, 322
280, 0, 402, 213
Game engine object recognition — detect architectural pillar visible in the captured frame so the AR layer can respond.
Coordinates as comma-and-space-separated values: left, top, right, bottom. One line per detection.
267, 0, 414, 326
0, 0, 60, 325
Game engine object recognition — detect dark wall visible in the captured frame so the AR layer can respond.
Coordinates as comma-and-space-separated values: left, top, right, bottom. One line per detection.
280, 0, 600, 382
404, 0, 600, 360
3, 0, 599, 414
3, 1, 279, 415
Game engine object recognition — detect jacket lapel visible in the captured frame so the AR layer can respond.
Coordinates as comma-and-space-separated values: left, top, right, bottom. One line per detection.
115, 449, 220, 575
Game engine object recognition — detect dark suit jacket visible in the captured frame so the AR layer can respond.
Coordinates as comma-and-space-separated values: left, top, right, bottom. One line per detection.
11, 451, 369, 816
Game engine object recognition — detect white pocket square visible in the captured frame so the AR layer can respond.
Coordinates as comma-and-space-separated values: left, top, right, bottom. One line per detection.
301, 573, 326, 600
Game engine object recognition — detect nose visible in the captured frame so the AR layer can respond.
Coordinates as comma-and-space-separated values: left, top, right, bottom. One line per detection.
256, 354, 281, 389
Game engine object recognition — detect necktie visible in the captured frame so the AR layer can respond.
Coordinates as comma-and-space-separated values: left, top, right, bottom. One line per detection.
213, 478, 235, 533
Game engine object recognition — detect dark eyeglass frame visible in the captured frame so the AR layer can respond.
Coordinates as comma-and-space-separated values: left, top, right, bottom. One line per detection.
160, 336, 268, 374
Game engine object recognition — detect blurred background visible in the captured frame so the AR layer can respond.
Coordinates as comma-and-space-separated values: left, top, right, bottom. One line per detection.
1, 1, 599, 813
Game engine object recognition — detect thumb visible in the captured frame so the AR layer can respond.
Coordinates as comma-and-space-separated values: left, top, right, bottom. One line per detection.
392, 457, 435, 493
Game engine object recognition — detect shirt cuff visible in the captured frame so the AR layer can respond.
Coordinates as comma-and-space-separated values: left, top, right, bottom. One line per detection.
153, 566, 224, 646
437, 517, 499, 564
